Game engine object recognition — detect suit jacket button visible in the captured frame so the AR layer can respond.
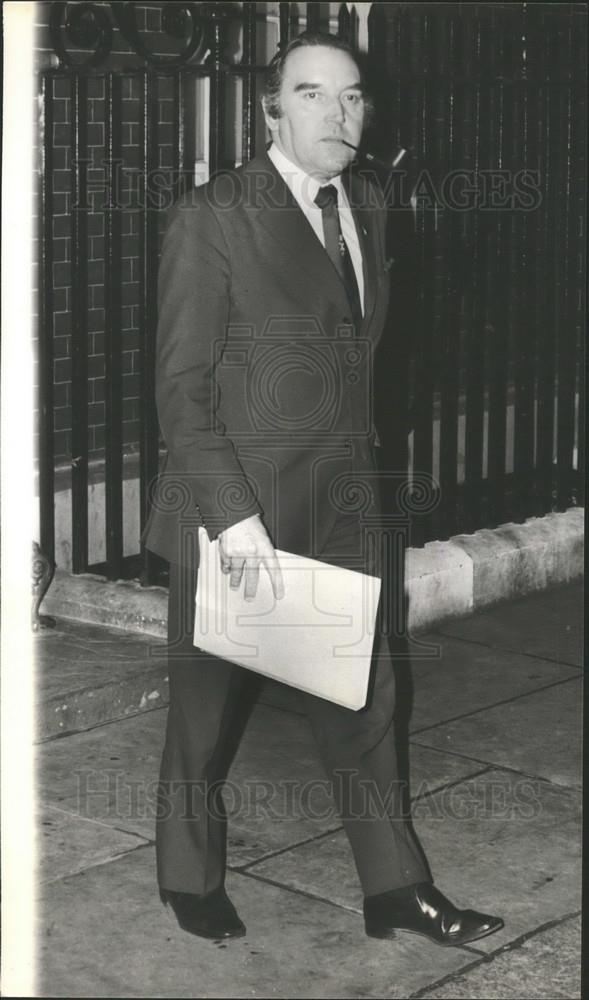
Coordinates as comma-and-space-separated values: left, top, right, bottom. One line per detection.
342, 316, 351, 324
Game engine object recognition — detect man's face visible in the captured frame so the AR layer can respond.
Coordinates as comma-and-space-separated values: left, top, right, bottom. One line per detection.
264, 45, 365, 182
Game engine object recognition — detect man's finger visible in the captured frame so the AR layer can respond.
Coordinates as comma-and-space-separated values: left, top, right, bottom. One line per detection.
264, 556, 285, 601
243, 559, 260, 602
229, 559, 245, 589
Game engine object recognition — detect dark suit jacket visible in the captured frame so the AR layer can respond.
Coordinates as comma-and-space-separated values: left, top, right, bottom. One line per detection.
143, 152, 392, 566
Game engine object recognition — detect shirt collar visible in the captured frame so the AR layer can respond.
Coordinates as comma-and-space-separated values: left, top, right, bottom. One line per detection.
268, 143, 346, 209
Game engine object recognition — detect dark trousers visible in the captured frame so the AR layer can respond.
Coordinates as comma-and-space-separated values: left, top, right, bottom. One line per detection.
156, 514, 430, 897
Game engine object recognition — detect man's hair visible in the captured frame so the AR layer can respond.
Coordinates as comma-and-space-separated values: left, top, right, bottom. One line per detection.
262, 31, 373, 123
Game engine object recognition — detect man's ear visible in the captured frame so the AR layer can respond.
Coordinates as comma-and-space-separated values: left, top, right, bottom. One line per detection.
261, 95, 279, 133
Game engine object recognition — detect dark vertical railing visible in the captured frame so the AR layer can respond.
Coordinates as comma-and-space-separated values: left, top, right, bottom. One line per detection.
512, 5, 535, 521
577, 349, 585, 506
573, 11, 586, 504
306, 2, 321, 34
463, 10, 489, 532
279, 2, 291, 49
412, 8, 437, 544
104, 71, 123, 579
487, 14, 513, 525
571, 19, 586, 508
241, 2, 257, 164
70, 74, 89, 573
138, 70, 160, 583
535, 15, 558, 515
38, 74, 55, 563
555, 17, 577, 511
207, 10, 226, 173
172, 70, 186, 201
338, 3, 358, 45
367, 1, 387, 66
437, 13, 462, 539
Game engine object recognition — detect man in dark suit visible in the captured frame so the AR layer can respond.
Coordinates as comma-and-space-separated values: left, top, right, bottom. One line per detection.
144, 31, 503, 947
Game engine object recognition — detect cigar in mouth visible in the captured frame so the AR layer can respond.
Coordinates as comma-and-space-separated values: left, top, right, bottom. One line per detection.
340, 139, 408, 169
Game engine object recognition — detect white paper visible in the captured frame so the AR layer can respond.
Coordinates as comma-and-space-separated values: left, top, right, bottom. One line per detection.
194, 528, 381, 710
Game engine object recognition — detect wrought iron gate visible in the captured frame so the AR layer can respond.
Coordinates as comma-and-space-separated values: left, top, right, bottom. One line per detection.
36, 2, 585, 585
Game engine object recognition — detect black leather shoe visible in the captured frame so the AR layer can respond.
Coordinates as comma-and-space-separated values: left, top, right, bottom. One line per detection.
160, 887, 246, 940
364, 882, 503, 946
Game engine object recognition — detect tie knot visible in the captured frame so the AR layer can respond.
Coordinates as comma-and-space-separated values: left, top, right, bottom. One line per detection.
314, 184, 338, 210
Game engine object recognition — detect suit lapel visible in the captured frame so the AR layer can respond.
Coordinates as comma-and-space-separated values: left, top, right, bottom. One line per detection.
243, 155, 350, 315
343, 171, 379, 335
241, 154, 382, 336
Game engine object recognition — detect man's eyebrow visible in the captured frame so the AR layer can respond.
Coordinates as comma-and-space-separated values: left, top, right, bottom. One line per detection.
293, 82, 364, 93
293, 82, 324, 92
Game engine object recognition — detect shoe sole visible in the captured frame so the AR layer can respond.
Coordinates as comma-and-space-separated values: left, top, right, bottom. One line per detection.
365, 920, 504, 947
161, 900, 247, 940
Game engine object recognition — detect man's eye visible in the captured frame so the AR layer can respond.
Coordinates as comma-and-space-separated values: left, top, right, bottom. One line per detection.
344, 93, 363, 104
305, 91, 319, 100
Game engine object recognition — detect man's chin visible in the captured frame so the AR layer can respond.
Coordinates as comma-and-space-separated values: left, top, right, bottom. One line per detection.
318, 143, 355, 175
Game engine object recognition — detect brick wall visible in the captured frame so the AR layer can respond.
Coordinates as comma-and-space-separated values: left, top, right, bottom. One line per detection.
34, 1, 191, 466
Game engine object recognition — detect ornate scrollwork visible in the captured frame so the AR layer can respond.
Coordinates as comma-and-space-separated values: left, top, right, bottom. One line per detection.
49, 1, 114, 68
110, 2, 208, 67
32, 542, 56, 631
48, 1, 218, 69
329, 474, 376, 516
396, 473, 440, 515
216, 479, 258, 516
148, 475, 194, 516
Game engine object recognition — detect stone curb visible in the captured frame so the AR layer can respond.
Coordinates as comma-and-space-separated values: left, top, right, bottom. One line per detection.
41, 508, 584, 638
42, 573, 169, 639
38, 661, 170, 740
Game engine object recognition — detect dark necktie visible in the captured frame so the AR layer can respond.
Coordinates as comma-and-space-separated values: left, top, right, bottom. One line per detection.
314, 184, 362, 325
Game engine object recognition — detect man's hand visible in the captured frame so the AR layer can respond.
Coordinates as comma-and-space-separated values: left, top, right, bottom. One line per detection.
218, 515, 285, 602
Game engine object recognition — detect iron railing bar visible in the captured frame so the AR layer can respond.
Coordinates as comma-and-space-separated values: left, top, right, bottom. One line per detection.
571, 29, 587, 505
70, 73, 89, 573
367, 1, 388, 65
338, 2, 358, 45
463, 9, 488, 531
487, 12, 513, 526
412, 11, 437, 546
38, 75, 56, 563
531, 86, 551, 516
104, 71, 124, 579
208, 15, 226, 173
512, 32, 536, 522
172, 70, 186, 202
555, 44, 577, 510
279, 2, 291, 49
306, 3, 322, 34
535, 13, 561, 515
241, 2, 257, 164
437, 13, 463, 539
138, 69, 160, 583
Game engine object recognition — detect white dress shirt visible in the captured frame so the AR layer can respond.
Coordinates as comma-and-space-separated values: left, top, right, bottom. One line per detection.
268, 143, 365, 314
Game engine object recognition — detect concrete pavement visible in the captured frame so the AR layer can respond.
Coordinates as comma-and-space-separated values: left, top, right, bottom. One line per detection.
34, 581, 583, 998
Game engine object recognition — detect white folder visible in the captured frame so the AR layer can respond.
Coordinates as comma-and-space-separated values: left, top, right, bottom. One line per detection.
193, 528, 381, 711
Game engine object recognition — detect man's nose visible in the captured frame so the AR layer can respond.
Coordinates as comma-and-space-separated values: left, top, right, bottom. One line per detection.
324, 97, 346, 123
